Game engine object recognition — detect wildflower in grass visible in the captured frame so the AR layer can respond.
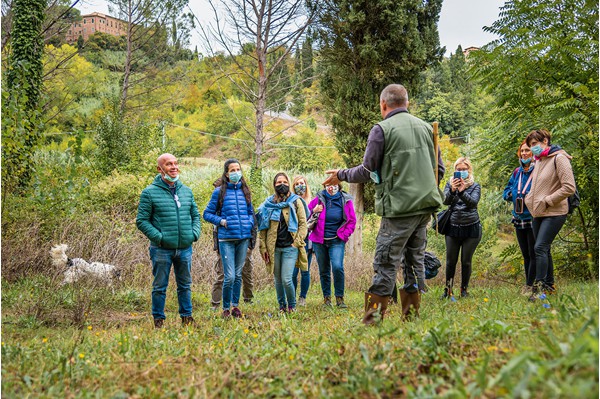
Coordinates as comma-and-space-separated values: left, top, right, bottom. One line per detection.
79, 353, 85, 359
289, 355, 294, 361
87, 325, 93, 331
244, 329, 249, 334
157, 359, 163, 365
118, 342, 122, 346
133, 335, 139, 340
542, 303, 551, 309
42, 338, 48, 343
539, 293, 547, 300
470, 316, 474, 321
450, 296, 457, 302
252, 333, 258, 338
483, 298, 489, 302
487, 346, 498, 352
183, 332, 188, 336
95, 332, 100, 337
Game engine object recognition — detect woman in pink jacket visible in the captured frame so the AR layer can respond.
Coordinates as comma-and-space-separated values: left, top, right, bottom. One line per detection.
308, 183, 357, 308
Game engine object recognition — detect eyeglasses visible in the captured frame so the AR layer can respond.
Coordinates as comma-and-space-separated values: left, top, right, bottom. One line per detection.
174, 194, 181, 208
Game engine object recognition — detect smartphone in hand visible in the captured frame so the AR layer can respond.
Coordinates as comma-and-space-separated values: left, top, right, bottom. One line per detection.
453, 171, 461, 180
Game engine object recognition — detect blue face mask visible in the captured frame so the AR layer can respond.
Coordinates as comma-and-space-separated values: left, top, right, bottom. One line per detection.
531, 145, 543, 156
229, 171, 242, 184
521, 158, 532, 165
460, 171, 469, 180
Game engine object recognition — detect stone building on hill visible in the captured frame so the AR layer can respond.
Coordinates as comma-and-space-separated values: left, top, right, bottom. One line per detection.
66, 12, 127, 43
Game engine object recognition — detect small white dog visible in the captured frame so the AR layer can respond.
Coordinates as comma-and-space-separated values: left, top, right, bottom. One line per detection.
50, 244, 122, 286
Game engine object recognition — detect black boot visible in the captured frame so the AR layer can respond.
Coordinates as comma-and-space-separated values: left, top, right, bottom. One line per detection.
441, 287, 453, 299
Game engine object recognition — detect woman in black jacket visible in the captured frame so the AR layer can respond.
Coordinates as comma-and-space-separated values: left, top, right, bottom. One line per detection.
442, 157, 481, 299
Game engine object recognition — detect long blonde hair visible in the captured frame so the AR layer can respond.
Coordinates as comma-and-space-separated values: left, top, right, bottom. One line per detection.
292, 175, 312, 201
454, 157, 475, 188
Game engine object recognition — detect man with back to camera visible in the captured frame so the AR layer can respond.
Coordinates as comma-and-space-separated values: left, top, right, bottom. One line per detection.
136, 153, 201, 328
323, 83, 444, 324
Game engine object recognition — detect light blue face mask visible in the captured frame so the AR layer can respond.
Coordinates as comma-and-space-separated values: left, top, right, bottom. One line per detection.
531, 145, 543, 156
521, 158, 532, 165
229, 171, 242, 184
460, 171, 469, 180
161, 167, 179, 183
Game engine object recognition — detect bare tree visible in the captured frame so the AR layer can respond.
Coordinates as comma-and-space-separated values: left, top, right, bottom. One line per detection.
108, 0, 193, 113
201, 0, 317, 171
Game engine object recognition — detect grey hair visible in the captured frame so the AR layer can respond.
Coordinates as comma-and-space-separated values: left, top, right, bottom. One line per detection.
380, 84, 409, 107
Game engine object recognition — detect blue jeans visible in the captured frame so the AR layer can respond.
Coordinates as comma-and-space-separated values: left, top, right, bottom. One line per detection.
274, 246, 298, 309
219, 239, 250, 310
314, 238, 346, 298
293, 243, 313, 299
150, 245, 193, 320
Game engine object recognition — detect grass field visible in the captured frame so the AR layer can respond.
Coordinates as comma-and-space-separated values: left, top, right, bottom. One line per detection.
2, 276, 598, 398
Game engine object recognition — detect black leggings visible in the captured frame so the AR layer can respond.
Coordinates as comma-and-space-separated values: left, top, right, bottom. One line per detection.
445, 232, 482, 290
532, 215, 566, 286
515, 227, 536, 286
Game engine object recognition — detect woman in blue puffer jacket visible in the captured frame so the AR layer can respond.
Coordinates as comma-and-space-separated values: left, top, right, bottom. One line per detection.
503, 140, 536, 293
204, 159, 254, 318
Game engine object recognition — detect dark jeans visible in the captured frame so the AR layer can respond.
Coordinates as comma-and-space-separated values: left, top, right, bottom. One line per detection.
292, 241, 313, 299
149, 245, 193, 320
515, 227, 536, 286
532, 215, 566, 286
444, 231, 482, 290
369, 214, 430, 296
314, 238, 346, 298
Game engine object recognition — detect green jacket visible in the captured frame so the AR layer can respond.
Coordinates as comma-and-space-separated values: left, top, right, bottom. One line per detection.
136, 175, 201, 249
376, 112, 443, 217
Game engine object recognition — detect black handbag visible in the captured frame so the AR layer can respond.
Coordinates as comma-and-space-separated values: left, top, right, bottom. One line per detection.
432, 204, 454, 235
306, 211, 321, 232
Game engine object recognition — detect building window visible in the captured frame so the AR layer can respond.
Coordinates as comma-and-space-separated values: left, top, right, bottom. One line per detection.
83, 19, 86, 23
91, 18, 94, 23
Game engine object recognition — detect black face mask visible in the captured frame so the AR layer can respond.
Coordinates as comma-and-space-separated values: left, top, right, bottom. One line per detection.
275, 184, 289, 195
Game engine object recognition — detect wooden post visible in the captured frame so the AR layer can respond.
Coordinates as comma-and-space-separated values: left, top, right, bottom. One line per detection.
432, 121, 440, 234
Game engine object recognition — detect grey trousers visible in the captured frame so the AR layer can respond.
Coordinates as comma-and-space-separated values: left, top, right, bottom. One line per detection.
369, 214, 430, 296
210, 251, 254, 306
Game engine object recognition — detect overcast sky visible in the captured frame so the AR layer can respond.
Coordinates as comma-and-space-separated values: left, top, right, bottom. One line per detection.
78, 0, 506, 56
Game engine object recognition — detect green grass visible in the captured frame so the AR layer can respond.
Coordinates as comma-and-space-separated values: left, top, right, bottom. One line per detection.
2, 277, 598, 398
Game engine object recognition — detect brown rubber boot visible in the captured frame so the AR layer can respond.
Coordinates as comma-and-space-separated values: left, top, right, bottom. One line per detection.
154, 318, 164, 329
181, 316, 195, 326
362, 292, 389, 325
399, 288, 421, 321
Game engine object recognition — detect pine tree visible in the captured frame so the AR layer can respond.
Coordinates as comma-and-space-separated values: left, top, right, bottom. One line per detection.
317, 0, 443, 252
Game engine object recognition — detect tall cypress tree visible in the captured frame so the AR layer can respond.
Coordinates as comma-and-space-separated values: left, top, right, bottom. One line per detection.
317, 0, 443, 252
2, 0, 47, 190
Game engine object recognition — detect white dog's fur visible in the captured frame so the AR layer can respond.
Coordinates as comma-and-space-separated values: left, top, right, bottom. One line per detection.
50, 244, 121, 286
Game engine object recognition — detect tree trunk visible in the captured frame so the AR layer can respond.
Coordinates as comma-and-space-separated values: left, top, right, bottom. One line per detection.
254, 42, 267, 171
120, 0, 133, 114
347, 182, 364, 255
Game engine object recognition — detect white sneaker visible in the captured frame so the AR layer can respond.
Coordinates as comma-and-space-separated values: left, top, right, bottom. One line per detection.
298, 297, 306, 307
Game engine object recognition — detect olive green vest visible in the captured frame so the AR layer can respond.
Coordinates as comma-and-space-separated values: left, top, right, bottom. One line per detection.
374, 112, 443, 218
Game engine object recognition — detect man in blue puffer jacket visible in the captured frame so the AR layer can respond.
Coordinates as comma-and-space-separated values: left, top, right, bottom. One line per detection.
137, 153, 201, 328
